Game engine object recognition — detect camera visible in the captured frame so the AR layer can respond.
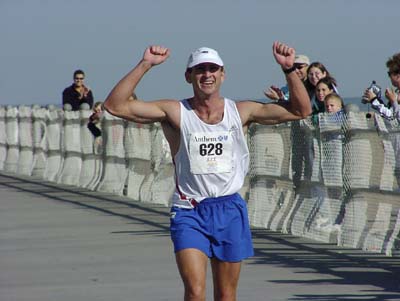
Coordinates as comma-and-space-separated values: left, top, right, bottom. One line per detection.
363, 80, 384, 119
362, 80, 383, 104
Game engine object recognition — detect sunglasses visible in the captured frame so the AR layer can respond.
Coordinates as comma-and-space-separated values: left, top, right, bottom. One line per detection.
192, 64, 221, 73
294, 64, 307, 70
388, 71, 399, 77
75, 77, 84, 80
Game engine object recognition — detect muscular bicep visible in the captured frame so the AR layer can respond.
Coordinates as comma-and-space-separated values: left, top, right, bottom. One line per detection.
105, 98, 177, 124
126, 99, 169, 123
237, 100, 303, 126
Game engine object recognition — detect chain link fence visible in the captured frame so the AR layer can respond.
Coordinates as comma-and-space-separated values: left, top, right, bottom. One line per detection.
247, 111, 400, 256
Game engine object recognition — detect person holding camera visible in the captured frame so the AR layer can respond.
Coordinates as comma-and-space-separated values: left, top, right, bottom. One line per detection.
363, 52, 400, 189
362, 52, 400, 121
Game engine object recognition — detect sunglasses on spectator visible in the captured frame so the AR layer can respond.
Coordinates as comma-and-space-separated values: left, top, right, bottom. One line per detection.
387, 71, 399, 77
294, 64, 307, 69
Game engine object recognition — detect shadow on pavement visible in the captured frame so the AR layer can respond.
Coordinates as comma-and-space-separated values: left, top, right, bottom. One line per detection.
249, 229, 400, 300
1, 172, 399, 300
0, 173, 170, 235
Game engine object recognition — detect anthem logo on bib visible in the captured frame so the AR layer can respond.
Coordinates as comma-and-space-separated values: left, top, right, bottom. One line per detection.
189, 131, 233, 174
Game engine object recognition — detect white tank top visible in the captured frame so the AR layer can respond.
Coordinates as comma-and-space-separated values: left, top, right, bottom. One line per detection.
172, 98, 249, 208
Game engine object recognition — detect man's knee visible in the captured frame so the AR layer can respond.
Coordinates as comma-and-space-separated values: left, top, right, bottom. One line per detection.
214, 287, 237, 301
184, 282, 206, 300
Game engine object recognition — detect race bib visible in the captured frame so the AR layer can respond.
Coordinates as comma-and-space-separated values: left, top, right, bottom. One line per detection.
189, 131, 233, 174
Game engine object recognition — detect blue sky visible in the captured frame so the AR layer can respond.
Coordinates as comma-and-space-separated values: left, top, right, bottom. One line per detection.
1, 0, 399, 106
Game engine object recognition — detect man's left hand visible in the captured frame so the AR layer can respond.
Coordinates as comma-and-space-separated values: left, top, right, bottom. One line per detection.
272, 41, 295, 70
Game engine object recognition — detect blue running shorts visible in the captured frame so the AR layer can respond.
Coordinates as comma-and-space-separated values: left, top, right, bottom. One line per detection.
170, 193, 254, 262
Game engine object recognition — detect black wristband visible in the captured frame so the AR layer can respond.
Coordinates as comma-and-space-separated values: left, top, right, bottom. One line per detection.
282, 65, 296, 74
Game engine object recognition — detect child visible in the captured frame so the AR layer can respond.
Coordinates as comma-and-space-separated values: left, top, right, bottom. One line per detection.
324, 93, 345, 125
311, 76, 338, 125
314, 76, 338, 114
325, 93, 344, 114
87, 101, 103, 137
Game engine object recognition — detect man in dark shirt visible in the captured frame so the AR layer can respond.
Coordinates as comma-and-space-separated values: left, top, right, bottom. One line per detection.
62, 69, 94, 110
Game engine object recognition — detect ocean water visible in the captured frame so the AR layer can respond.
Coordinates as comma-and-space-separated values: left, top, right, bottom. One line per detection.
254, 96, 368, 112
344, 96, 368, 112
13, 96, 368, 111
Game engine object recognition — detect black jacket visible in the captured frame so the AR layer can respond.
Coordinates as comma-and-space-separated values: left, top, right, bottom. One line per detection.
62, 85, 94, 111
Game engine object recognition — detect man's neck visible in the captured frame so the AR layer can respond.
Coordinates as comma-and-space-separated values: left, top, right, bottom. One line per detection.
191, 91, 223, 106
189, 96, 225, 124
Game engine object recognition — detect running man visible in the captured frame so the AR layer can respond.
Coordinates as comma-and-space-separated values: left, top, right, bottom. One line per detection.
104, 41, 311, 301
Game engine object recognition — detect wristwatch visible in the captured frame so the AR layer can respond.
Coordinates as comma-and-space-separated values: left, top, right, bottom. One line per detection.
283, 65, 296, 74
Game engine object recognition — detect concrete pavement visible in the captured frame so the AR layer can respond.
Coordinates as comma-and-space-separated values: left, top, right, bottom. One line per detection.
1, 172, 400, 301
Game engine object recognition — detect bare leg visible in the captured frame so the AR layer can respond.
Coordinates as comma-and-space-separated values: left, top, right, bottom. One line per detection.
211, 258, 241, 301
176, 248, 209, 301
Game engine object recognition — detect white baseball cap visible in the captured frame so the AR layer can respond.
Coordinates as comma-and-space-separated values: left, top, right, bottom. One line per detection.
294, 54, 310, 65
186, 47, 224, 68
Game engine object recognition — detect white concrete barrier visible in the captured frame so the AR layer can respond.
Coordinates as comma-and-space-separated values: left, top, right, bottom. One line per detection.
124, 122, 152, 201
57, 110, 82, 186
374, 115, 399, 191
247, 177, 294, 230
0, 107, 6, 170
31, 106, 48, 178
249, 123, 291, 178
343, 112, 375, 189
362, 202, 392, 253
290, 119, 319, 188
2, 106, 400, 256
43, 107, 63, 182
338, 193, 374, 248
17, 105, 34, 175
96, 111, 127, 195
338, 191, 400, 256
247, 123, 295, 233
319, 113, 344, 187
4, 106, 19, 173
86, 115, 104, 191
279, 183, 340, 243
146, 123, 174, 206
78, 109, 98, 188
384, 206, 400, 256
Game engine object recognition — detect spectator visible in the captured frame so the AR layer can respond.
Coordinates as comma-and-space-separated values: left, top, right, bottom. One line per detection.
87, 101, 103, 138
62, 69, 94, 111
291, 65, 334, 190
324, 93, 346, 127
87, 94, 137, 138
264, 54, 310, 101
386, 52, 400, 121
304, 62, 334, 100
386, 53, 400, 189
363, 52, 400, 122
362, 52, 400, 189
313, 76, 338, 115
325, 93, 344, 114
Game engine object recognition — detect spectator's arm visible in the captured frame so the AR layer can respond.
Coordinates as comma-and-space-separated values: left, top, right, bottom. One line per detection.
62, 89, 73, 106
85, 90, 94, 109
371, 99, 393, 119
392, 94, 400, 122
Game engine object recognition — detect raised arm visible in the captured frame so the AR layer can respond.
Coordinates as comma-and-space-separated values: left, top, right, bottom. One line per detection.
238, 41, 311, 127
103, 45, 178, 123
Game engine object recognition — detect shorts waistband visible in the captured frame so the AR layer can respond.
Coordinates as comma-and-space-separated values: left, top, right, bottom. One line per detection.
196, 193, 240, 206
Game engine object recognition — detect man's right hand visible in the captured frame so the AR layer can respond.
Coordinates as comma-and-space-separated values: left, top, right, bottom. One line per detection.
264, 85, 284, 101
362, 88, 376, 103
143, 45, 170, 66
